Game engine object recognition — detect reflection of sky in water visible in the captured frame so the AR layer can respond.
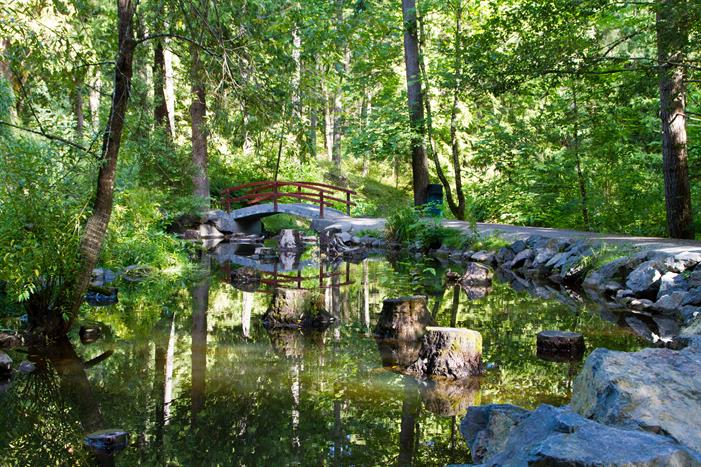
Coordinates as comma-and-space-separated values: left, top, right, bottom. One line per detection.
0, 253, 645, 466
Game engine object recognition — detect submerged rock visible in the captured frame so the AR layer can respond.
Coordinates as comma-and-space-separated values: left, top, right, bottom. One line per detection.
460, 404, 701, 466
374, 296, 434, 342
571, 337, 701, 453
407, 327, 483, 379
459, 262, 492, 287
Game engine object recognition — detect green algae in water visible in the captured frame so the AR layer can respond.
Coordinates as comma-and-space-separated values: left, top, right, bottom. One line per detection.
0, 255, 644, 466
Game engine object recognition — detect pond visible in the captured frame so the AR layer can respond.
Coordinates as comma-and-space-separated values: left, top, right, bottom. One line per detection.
0, 248, 645, 466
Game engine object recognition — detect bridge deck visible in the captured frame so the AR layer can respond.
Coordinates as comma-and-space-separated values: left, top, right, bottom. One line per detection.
229, 203, 346, 221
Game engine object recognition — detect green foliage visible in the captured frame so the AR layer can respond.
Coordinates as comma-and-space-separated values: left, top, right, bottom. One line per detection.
261, 214, 313, 236
384, 205, 421, 243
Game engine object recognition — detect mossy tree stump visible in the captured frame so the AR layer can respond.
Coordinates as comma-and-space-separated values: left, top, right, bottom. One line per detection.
408, 326, 483, 379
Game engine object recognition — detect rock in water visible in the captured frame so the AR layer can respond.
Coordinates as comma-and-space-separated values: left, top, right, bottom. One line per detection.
277, 229, 305, 251
571, 337, 701, 453
460, 404, 531, 463
536, 330, 585, 361
0, 351, 12, 375
374, 296, 434, 341
407, 327, 483, 379
460, 404, 701, 466
459, 262, 492, 286
84, 429, 129, 453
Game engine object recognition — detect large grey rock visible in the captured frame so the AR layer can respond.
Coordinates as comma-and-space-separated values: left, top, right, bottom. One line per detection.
571, 340, 701, 452
495, 247, 515, 265
626, 260, 663, 298
460, 262, 492, 287
682, 287, 701, 306
675, 251, 701, 268
205, 209, 237, 233
462, 404, 701, 466
459, 404, 531, 463
652, 291, 686, 314
471, 251, 495, 264
625, 316, 654, 340
198, 223, 225, 239
657, 272, 689, 299
407, 327, 482, 379
510, 240, 527, 254
509, 248, 533, 269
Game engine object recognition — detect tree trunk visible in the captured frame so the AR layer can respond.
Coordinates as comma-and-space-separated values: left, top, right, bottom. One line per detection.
72, 74, 84, 140
153, 39, 169, 136
657, 0, 693, 239
191, 254, 209, 424
324, 85, 334, 159
190, 43, 210, 208
164, 44, 176, 137
571, 83, 590, 229
309, 108, 318, 159
65, 0, 137, 325
448, 2, 466, 220
88, 71, 101, 131
332, 89, 343, 167
360, 91, 370, 176
401, 0, 429, 205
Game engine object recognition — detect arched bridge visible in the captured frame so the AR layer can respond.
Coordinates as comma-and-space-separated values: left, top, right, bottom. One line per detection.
215, 181, 356, 234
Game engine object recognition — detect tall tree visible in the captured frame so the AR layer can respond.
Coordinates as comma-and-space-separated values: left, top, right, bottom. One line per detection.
401, 0, 429, 205
657, 0, 693, 238
190, 4, 210, 209
65, 0, 137, 325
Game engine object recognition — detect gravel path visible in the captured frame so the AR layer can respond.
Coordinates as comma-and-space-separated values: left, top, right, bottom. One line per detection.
341, 217, 701, 254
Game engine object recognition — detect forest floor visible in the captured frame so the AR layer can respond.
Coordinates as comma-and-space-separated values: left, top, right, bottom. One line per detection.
344, 217, 701, 254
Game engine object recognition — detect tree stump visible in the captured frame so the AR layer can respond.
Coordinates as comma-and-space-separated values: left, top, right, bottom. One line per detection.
420, 378, 481, 417
263, 289, 327, 328
407, 327, 483, 379
536, 330, 585, 361
376, 338, 423, 369
79, 325, 103, 345
374, 296, 434, 341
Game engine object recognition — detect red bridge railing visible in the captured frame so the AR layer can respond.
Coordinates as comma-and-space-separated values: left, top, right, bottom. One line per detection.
221, 181, 356, 218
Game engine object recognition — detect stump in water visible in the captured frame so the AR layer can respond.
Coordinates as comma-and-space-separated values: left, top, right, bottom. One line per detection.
230, 267, 261, 292
374, 296, 434, 341
420, 377, 481, 417
536, 330, 585, 361
267, 328, 304, 359
376, 338, 423, 369
263, 289, 330, 329
408, 327, 483, 379
277, 229, 305, 251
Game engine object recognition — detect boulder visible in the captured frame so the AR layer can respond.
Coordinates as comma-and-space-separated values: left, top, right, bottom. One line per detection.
461, 404, 701, 466
510, 240, 527, 254
198, 223, 225, 239
495, 247, 515, 265
652, 291, 686, 314
205, 210, 237, 233
459, 404, 531, 463
688, 270, 701, 288
84, 429, 129, 453
571, 339, 701, 452
657, 272, 689, 299
629, 298, 654, 311
0, 351, 12, 375
536, 330, 584, 361
682, 287, 701, 306
374, 296, 434, 342
626, 260, 663, 299
471, 251, 495, 264
509, 248, 534, 269
277, 229, 305, 251
681, 305, 701, 325
675, 251, 701, 268
406, 327, 483, 379
652, 316, 679, 340
459, 262, 492, 287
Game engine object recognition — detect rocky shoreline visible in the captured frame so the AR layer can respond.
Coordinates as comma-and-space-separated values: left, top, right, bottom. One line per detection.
428, 234, 701, 466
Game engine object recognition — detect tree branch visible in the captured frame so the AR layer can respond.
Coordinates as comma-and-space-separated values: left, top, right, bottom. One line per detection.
134, 33, 216, 56
0, 120, 90, 152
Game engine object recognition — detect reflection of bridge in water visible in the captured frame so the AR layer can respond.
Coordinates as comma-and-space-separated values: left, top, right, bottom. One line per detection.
221, 256, 353, 292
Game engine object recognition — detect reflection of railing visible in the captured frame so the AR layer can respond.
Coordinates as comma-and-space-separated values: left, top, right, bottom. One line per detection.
221, 181, 356, 217
224, 262, 352, 291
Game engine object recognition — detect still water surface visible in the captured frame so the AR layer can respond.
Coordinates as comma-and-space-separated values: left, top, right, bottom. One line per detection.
0, 252, 644, 465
